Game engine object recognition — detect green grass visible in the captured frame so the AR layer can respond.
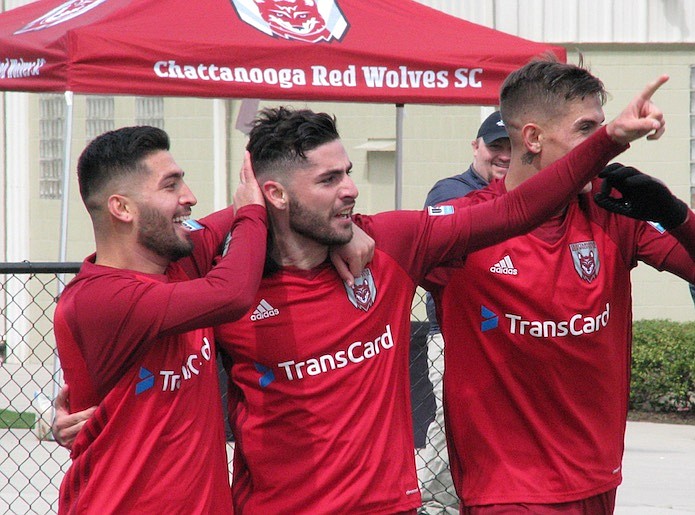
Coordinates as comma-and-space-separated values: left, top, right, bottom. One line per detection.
0, 408, 36, 429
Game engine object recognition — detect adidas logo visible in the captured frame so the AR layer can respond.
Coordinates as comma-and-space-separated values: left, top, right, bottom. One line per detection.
489, 255, 518, 276
250, 299, 280, 321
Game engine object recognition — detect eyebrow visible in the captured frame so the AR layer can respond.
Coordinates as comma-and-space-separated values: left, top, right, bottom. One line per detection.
318, 162, 352, 178
158, 170, 185, 185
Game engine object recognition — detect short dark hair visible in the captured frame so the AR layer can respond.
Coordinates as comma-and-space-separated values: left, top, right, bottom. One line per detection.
77, 126, 170, 211
246, 107, 340, 177
500, 54, 607, 128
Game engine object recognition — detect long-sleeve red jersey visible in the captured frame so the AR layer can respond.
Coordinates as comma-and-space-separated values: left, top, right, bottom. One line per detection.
54, 204, 267, 514
430, 178, 694, 506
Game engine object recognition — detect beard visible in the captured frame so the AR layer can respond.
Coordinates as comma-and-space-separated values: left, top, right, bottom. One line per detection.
289, 198, 353, 246
137, 204, 194, 262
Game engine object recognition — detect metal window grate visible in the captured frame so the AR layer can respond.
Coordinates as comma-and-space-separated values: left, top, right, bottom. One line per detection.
135, 97, 164, 129
38, 96, 65, 201
85, 96, 115, 142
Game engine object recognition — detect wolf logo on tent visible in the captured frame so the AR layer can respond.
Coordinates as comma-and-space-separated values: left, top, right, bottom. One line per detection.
15, 0, 108, 35
231, 0, 348, 43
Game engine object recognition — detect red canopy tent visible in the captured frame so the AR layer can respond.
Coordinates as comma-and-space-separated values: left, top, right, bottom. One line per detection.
0, 0, 564, 102
0, 0, 566, 257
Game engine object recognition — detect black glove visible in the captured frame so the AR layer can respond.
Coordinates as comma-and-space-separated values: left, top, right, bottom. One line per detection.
594, 163, 689, 230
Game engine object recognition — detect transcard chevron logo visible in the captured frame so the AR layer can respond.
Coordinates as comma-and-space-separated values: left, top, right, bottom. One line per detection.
254, 362, 276, 388
135, 367, 155, 395
481, 305, 498, 332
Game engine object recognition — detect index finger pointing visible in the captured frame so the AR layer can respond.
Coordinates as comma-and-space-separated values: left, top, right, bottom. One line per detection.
638, 74, 669, 102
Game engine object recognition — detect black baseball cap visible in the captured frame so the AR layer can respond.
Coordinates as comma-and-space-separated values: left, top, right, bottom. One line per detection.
476, 111, 508, 144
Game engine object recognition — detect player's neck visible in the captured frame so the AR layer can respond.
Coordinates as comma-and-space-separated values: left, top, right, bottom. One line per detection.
503, 159, 570, 218
270, 227, 329, 271
502, 162, 536, 192
94, 242, 169, 274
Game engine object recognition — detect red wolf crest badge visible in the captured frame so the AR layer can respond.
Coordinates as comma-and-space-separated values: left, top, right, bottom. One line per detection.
344, 268, 376, 312
231, 0, 348, 43
15, 0, 108, 35
569, 241, 600, 283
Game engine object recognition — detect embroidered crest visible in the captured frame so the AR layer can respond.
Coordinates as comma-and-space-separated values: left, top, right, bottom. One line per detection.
344, 268, 376, 312
569, 241, 600, 283
231, 0, 348, 43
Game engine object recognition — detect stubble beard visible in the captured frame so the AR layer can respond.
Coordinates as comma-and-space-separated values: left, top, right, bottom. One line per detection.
289, 198, 353, 246
137, 204, 194, 262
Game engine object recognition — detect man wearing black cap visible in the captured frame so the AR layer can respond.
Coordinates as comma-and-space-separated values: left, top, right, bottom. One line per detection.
418, 111, 510, 514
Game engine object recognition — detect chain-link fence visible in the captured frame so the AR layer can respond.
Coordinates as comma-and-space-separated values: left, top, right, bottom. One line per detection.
0, 262, 79, 514
0, 263, 452, 513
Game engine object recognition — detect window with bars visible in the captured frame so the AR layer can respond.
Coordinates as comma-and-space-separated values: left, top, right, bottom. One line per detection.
135, 97, 164, 128
86, 96, 115, 142
38, 95, 65, 200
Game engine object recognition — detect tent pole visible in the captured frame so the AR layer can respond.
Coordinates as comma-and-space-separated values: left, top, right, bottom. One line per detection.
58, 91, 73, 263
53, 91, 74, 417
395, 103, 404, 210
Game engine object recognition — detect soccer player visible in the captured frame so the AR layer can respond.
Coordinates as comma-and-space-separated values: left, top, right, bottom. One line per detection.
55, 79, 666, 513
419, 110, 510, 514
427, 58, 695, 514
213, 93, 667, 514
53, 125, 268, 513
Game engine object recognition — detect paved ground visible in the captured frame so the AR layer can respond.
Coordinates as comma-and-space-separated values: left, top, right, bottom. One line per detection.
615, 421, 695, 514
1, 420, 693, 513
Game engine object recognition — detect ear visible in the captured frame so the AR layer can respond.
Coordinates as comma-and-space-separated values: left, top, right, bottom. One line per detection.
471, 138, 480, 152
262, 180, 288, 210
521, 123, 542, 156
107, 194, 135, 223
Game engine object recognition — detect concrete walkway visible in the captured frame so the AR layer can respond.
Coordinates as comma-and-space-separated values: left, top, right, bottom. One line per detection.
1, 420, 693, 513
616, 420, 695, 514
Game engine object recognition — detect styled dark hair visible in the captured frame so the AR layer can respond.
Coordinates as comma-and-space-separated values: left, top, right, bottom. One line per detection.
77, 125, 170, 210
246, 107, 340, 177
500, 54, 607, 127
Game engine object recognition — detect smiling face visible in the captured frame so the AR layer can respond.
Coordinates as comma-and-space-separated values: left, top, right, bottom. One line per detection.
284, 139, 358, 246
471, 136, 511, 182
131, 150, 198, 262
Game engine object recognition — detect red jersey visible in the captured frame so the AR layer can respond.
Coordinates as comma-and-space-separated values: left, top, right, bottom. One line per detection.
430, 180, 695, 506
54, 205, 267, 514
215, 126, 627, 514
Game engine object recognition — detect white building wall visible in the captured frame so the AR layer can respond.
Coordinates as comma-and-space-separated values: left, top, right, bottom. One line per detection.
417, 0, 695, 43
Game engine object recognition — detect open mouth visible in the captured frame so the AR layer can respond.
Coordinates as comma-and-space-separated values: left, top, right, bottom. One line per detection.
335, 208, 353, 220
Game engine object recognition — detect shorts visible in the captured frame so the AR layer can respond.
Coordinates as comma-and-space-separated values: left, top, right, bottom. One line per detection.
460, 488, 617, 515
